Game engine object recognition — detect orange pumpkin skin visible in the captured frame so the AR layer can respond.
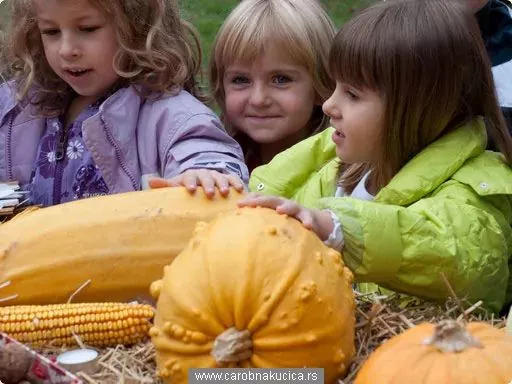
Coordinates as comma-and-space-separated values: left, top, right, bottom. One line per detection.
355, 321, 512, 384
150, 207, 356, 384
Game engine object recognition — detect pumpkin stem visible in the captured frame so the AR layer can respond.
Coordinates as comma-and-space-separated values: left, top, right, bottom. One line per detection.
212, 327, 253, 363
423, 320, 483, 353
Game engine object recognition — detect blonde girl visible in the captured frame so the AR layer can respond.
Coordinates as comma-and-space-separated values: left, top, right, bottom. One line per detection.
240, 0, 512, 313
209, 0, 336, 171
0, 0, 248, 207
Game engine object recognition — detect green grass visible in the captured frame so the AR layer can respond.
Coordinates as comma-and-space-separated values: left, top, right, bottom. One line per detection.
0, 1, 8, 37
180, 0, 376, 67
0, 0, 375, 104
0, 0, 375, 75
0, 0, 374, 54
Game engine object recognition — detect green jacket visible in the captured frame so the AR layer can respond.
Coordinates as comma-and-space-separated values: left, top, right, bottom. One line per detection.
250, 118, 512, 312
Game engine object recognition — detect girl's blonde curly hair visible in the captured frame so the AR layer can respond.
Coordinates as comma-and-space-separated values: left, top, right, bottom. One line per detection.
2, 0, 204, 116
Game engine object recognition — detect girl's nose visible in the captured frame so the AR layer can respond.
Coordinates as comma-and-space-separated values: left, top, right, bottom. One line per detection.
59, 33, 81, 60
249, 84, 271, 107
322, 93, 337, 118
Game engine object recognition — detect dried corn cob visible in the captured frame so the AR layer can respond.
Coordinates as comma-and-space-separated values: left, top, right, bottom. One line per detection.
0, 302, 155, 347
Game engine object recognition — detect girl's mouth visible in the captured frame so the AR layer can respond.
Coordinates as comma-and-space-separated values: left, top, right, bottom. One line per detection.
66, 69, 91, 77
332, 129, 346, 145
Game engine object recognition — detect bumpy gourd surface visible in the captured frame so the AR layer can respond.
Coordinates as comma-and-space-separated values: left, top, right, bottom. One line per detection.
151, 207, 356, 384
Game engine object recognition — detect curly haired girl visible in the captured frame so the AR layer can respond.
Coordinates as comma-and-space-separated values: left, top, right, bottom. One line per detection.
0, 0, 248, 206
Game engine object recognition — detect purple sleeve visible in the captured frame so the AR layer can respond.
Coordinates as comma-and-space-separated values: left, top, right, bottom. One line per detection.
162, 113, 249, 184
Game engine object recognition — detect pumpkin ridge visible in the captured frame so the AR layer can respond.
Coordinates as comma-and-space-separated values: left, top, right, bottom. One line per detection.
232, 229, 259, 330
249, 353, 274, 368
152, 336, 213, 356
421, 352, 454, 384
389, 345, 436, 384
253, 323, 345, 350
396, 351, 436, 384
202, 229, 236, 330
452, 347, 489, 383
478, 342, 512, 381
160, 265, 226, 336
247, 224, 308, 333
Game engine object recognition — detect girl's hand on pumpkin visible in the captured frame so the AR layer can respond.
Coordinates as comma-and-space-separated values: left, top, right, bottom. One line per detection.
238, 193, 334, 240
148, 169, 245, 198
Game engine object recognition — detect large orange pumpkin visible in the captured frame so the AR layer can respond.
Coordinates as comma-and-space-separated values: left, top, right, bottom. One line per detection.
150, 207, 356, 384
355, 320, 512, 384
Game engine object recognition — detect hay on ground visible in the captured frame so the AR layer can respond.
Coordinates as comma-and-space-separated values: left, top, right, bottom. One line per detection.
33, 291, 506, 384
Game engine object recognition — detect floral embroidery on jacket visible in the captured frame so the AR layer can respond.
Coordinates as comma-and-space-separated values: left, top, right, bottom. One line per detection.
29, 103, 110, 206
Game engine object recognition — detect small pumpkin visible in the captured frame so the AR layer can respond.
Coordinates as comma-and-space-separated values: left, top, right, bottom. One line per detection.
355, 319, 512, 384
150, 207, 356, 384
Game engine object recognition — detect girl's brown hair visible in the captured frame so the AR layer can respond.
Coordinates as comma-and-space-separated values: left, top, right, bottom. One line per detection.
330, 0, 512, 193
3, 0, 204, 116
209, 0, 336, 164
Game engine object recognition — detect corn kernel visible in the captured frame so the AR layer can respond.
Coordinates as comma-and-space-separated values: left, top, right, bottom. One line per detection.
0, 303, 154, 348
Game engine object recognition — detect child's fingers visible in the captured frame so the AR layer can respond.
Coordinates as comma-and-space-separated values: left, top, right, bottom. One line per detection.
297, 210, 314, 230
275, 202, 315, 230
148, 177, 185, 189
241, 195, 285, 210
181, 172, 199, 193
210, 171, 245, 196
227, 174, 245, 192
148, 177, 170, 189
237, 193, 262, 206
275, 200, 300, 216
196, 171, 216, 197
210, 171, 230, 196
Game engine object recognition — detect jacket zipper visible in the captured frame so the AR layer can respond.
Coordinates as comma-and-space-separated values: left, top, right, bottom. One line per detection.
53, 122, 68, 205
6, 113, 14, 181
100, 114, 139, 190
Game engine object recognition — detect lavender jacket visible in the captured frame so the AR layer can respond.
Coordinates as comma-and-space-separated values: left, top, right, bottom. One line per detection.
0, 83, 248, 193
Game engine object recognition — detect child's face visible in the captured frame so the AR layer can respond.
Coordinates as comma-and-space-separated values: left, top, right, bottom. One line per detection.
223, 44, 317, 146
323, 81, 385, 165
34, 0, 120, 104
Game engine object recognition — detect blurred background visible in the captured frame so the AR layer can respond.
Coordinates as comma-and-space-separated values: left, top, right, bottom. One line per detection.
0, 0, 376, 68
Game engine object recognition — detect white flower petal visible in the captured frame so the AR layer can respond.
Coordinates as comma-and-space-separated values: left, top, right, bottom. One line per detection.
67, 140, 85, 160
47, 151, 56, 163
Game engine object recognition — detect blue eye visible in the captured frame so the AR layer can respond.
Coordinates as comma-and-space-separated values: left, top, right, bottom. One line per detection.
273, 75, 291, 84
231, 76, 249, 84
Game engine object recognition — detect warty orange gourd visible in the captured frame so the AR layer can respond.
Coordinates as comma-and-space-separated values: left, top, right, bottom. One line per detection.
150, 207, 356, 384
